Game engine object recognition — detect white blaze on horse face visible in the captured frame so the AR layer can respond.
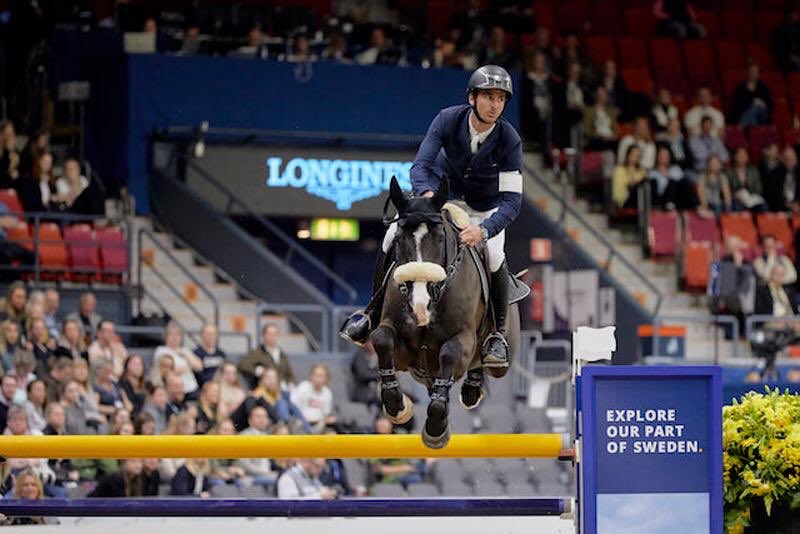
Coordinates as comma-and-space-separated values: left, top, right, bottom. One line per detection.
412, 224, 431, 326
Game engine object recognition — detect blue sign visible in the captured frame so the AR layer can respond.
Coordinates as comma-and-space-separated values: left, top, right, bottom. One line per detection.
580, 366, 723, 534
266, 156, 413, 210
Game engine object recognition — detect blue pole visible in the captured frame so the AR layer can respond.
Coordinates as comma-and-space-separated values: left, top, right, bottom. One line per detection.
0, 498, 567, 518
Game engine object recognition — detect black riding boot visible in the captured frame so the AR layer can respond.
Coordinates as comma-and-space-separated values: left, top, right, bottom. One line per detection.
339, 249, 391, 345
481, 261, 510, 368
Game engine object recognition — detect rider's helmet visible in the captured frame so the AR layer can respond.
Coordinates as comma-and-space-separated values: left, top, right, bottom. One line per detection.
467, 65, 513, 101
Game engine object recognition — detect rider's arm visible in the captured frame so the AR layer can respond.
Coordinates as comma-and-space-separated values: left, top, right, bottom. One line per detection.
410, 112, 446, 196
479, 137, 523, 239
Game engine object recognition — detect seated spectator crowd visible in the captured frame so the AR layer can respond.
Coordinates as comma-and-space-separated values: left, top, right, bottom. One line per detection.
0, 285, 431, 511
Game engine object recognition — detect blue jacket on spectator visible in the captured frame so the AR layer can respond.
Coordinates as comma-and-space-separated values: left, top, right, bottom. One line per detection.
410, 104, 523, 238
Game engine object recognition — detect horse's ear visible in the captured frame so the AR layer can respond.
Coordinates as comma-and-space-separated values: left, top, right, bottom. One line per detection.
389, 176, 407, 212
432, 179, 449, 210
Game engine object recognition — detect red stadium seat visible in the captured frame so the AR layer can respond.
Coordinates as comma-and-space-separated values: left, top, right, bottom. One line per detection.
590, 5, 621, 36
535, 5, 556, 31
720, 212, 759, 250
773, 97, 792, 137
694, 11, 720, 39
0, 189, 24, 217
746, 42, 779, 71
721, 12, 752, 40
648, 210, 680, 259
622, 68, 653, 95
6, 221, 32, 251
755, 13, 782, 41
683, 40, 720, 95
650, 38, 684, 76
585, 37, 616, 67
759, 70, 787, 100
63, 224, 101, 282
756, 212, 794, 259
721, 69, 746, 103
97, 226, 128, 283
617, 37, 649, 69
685, 212, 721, 245
789, 73, 800, 103
624, 8, 655, 38
34, 223, 69, 280
684, 241, 713, 292
783, 128, 800, 148
716, 41, 747, 73
557, 2, 588, 34
748, 126, 781, 160
724, 125, 748, 150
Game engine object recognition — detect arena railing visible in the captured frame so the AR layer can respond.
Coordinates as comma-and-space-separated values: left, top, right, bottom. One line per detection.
255, 302, 329, 352
650, 314, 740, 363
113, 324, 252, 355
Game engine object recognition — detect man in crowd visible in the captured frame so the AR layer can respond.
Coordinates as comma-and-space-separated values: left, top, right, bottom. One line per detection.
753, 235, 797, 285
689, 116, 729, 172
684, 87, 725, 138
238, 324, 295, 389
193, 323, 226, 386
66, 292, 102, 344
0, 375, 17, 432
43, 289, 60, 340
277, 458, 337, 500
87, 319, 128, 379
235, 406, 277, 489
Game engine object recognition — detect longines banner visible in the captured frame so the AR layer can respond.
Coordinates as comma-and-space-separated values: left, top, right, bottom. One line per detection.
186, 145, 417, 218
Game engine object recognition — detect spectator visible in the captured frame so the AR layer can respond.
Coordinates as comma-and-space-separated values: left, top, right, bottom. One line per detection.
689, 116, 730, 172
0, 375, 18, 432
350, 342, 379, 407
170, 458, 211, 497
3, 406, 61, 497
356, 27, 397, 66
28, 317, 55, 375
61, 379, 105, 435
322, 33, 351, 64
42, 402, 65, 435
229, 25, 268, 59
277, 458, 337, 500
558, 61, 587, 147
0, 281, 27, 330
368, 415, 425, 488
522, 51, 559, 154
154, 321, 202, 396
287, 34, 317, 63
109, 408, 132, 435
709, 236, 755, 323
193, 323, 226, 387
253, 368, 307, 432
160, 412, 196, 481
65, 291, 101, 344
208, 419, 248, 487
730, 63, 772, 127
0, 121, 20, 189
0, 203, 34, 274
763, 146, 800, 212
552, 34, 590, 82
2, 469, 53, 526
0, 320, 23, 372
617, 117, 656, 170
43, 289, 60, 340
18, 130, 49, 178
8, 350, 35, 403
755, 264, 798, 317
195, 381, 222, 434
582, 86, 619, 151
648, 146, 696, 210
754, 235, 797, 285
71, 358, 94, 400
23, 379, 47, 432
165, 372, 187, 418
54, 318, 88, 362
217, 362, 246, 419
430, 37, 466, 69
684, 88, 725, 138
177, 25, 202, 56
89, 459, 159, 497
234, 406, 278, 488
651, 89, 679, 132
654, 0, 705, 38
761, 143, 782, 179
87, 319, 128, 379
92, 359, 124, 419
119, 354, 147, 415
727, 147, 765, 211
598, 60, 629, 116
612, 145, 646, 209
238, 324, 296, 390
291, 364, 336, 433
148, 352, 174, 387
44, 356, 73, 403
655, 117, 692, 169
15, 151, 53, 213
134, 411, 158, 435
697, 155, 732, 217
51, 157, 89, 212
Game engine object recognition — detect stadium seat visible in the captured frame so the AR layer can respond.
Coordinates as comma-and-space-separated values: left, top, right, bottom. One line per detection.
789, 73, 800, 103
724, 126, 748, 150
535, 5, 556, 31
618, 37, 649, 70
773, 97, 792, 133
716, 41, 747, 73
650, 38, 684, 76
647, 210, 680, 259
624, 8, 655, 38
694, 10, 720, 39
585, 36, 616, 67
720, 212, 759, 250
748, 126, 781, 160
746, 42, 779, 71
6, 220, 32, 250
721, 12, 753, 40
34, 223, 69, 280
64, 224, 101, 282
0, 189, 24, 216
755, 13, 782, 40
96, 226, 128, 283
722, 70, 746, 103
685, 212, 721, 245
759, 70, 787, 100
756, 212, 795, 259
557, 2, 588, 34
622, 68, 653, 95
683, 40, 720, 95
590, 5, 621, 36
684, 241, 712, 292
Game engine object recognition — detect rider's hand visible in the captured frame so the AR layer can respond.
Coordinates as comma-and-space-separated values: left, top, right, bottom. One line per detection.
460, 223, 483, 246
421, 190, 435, 198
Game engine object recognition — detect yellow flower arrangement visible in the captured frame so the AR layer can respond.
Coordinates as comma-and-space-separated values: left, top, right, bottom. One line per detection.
723, 388, 800, 532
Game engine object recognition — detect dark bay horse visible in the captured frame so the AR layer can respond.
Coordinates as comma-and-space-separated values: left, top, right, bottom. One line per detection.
370, 177, 518, 449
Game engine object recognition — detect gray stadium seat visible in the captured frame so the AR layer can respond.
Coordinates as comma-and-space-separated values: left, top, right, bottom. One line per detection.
370, 483, 407, 497
240, 484, 269, 499
439, 480, 474, 497
471, 479, 505, 496
342, 459, 368, 487
504, 482, 537, 496
407, 482, 440, 497
210, 484, 241, 498
158, 484, 171, 496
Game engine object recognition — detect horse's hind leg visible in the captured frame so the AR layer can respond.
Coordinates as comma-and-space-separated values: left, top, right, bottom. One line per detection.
371, 325, 414, 425
422, 331, 472, 449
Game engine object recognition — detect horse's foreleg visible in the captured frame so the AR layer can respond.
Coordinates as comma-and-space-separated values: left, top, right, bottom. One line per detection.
422, 332, 471, 449
371, 325, 414, 425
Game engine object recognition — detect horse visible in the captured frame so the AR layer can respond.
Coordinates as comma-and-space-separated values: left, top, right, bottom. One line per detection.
370, 176, 519, 449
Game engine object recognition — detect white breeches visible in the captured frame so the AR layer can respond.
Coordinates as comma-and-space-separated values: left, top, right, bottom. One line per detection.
382, 200, 506, 272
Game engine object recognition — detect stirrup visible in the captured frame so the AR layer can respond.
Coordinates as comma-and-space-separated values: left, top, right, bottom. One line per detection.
481, 333, 509, 368
482, 332, 508, 349
338, 310, 371, 347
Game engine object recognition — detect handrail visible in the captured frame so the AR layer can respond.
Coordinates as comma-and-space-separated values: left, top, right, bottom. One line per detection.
181, 155, 359, 304
651, 314, 740, 362
136, 227, 220, 328
255, 303, 328, 352
134, 285, 202, 347
744, 314, 800, 339
114, 324, 252, 353
524, 160, 664, 315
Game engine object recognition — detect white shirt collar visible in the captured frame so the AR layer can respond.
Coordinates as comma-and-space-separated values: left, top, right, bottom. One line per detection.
468, 112, 496, 154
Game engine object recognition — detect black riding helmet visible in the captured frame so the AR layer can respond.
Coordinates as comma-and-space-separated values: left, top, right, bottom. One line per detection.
467, 65, 513, 124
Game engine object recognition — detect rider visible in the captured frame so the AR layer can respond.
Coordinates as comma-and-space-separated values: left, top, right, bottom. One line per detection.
340, 65, 523, 369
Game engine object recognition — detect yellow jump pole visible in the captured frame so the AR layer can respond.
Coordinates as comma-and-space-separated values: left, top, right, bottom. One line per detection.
0, 433, 570, 459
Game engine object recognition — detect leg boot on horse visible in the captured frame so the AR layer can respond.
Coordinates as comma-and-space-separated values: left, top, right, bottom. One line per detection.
371, 325, 414, 425
340, 250, 392, 346
481, 261, 510, 376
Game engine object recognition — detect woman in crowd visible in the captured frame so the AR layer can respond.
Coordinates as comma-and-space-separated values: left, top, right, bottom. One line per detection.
647, 146, 696, 210
16, 151, 54, 213
291, 364, 336, 433
52, 157, 89, 210
27, 317, 55, 374
9, 350, 36, 402
19, 130, 49, 177
89, 458, 159, 497
134, 411, 157, 435
148, 352, 174, 387
54, 318, 88, 361
208, 419, 248, 487
119, 354, 147, 415
0, 319, 23, 372
3, 406, 65, 497
253, 368, 308, 433
2, 469, 55, 526
92, 359, 124, 419
170, 458, 211, 497
23, 379, 48, 433
61, 379, 106, 435
698, 154, 732, 217
217, 362, 246, 419
727, 146, 765, 211
141, 384, 169, 434
109, 408, 132, 435
160, 412, 197, 482
612, 145, 645, 209
195, 380, 222, 434
153, 322, 203, 397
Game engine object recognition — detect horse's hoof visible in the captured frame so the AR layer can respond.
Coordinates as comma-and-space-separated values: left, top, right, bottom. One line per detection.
484, 365, 509, 379
459, 385, 484, 411
421, 424, 451, 449
383, 394, 414, 425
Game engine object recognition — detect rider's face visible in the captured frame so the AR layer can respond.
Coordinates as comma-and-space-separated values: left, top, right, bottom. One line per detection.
470, 89, 506, 123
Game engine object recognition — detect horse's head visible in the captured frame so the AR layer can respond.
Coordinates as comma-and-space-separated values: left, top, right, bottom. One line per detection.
388, 176, 449, 327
